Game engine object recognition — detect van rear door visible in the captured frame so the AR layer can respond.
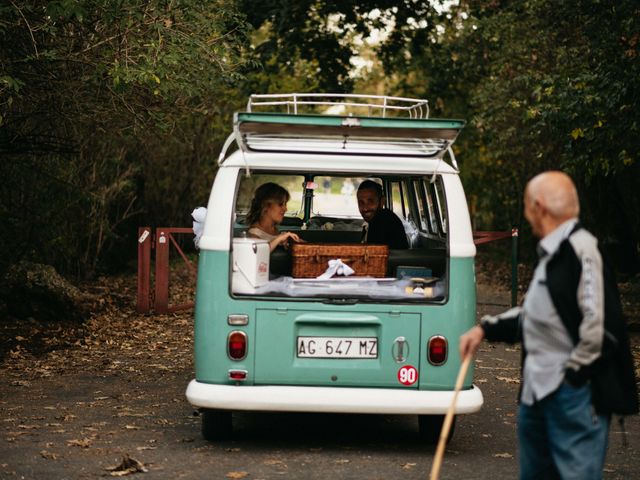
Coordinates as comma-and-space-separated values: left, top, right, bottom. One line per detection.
254, 309, 421, 388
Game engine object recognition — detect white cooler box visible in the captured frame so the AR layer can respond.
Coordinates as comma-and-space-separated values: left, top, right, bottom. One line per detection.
232, 237, 270, 293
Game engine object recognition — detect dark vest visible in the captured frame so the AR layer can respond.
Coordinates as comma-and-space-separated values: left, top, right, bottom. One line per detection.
546, 224, 638, 415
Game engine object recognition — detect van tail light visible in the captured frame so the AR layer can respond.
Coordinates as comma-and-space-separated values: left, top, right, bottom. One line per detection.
228, 331, 247, 360
228, 370, 247, 381
428, 335, 448, 365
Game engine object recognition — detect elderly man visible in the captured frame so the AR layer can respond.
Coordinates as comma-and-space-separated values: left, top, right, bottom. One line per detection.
460, 171, 637, 480
356, 180, 408, 249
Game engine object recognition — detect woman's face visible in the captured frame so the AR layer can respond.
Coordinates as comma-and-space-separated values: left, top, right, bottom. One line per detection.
264, 198, 287, 224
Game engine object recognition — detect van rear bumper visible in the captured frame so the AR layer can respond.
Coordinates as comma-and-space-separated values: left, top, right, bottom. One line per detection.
186, 380, 483, 415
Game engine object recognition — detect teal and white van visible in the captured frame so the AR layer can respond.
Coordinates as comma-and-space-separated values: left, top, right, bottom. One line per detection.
186, 94, 483, 442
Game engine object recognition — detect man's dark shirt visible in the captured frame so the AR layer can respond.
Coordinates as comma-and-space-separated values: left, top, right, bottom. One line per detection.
364, 209, 409, 249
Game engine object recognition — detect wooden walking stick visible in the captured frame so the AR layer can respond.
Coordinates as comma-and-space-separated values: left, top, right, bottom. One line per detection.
429, 355, 471, 480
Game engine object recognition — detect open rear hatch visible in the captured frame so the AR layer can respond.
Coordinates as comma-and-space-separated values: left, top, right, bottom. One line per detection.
233, 112, 464, 158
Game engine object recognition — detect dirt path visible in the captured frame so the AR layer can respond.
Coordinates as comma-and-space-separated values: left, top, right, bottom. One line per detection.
1, 267, 639, 479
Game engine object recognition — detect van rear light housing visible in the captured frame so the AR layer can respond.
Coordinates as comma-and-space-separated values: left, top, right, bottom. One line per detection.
228, 314, 249, 326
228, 369, 248, 381
428, 335, 448, 366
227, 331, 248, 360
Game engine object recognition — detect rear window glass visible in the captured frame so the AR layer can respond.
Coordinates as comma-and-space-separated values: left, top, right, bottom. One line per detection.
390, 181, 408, 218
235, 174, 304, 222
230, 171, 449, 302
433, 178, 448, 234
311, 176, 368, 219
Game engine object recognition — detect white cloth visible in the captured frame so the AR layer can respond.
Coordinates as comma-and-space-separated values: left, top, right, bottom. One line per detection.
316, 259, 355, 280
191, 207, 207, 248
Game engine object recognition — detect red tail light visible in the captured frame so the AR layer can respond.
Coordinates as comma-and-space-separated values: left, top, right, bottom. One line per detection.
428, 335, 448, 365
228, 370, 247, 381
228, 331, 247, 360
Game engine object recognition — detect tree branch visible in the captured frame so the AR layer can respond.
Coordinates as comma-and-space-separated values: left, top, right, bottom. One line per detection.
10, 0, 39, 58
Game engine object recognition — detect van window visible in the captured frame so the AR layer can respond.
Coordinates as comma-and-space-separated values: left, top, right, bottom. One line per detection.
389, 181, 409, 219
423, 181, 439, 235
431, 177, 448, 234
311, 176, 365, 219
231, 171, 448, 302
404, 178, 448, 239
235, 174, 304, 222
412, 180, 429, 232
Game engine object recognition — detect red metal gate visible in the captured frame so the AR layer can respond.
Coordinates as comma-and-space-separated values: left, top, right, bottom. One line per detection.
137, 227, 196, 314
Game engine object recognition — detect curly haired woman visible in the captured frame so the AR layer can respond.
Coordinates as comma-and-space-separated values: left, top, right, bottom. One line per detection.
246, 182, 303, 252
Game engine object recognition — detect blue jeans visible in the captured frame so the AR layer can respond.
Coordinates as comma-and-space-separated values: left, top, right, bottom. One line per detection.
518, 381, 610, 480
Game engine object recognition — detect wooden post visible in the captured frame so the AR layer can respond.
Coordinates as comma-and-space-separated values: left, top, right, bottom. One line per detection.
511, 227, 519, 307
155, 229, 170, 314
136, 227, 152, 313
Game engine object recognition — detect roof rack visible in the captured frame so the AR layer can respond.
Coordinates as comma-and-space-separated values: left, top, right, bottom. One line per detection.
217, 93, 464, 170
247, 93, 430, 119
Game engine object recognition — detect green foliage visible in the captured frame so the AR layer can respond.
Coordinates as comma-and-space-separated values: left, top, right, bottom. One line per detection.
2, 0, 639, 277
0, 0, 251, 277
378, 0, 640, 270
240, 0, 443, 94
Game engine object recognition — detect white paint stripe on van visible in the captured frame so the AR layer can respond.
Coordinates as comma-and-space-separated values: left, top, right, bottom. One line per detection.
201, 167, 237, 251
441, 174, 476, 257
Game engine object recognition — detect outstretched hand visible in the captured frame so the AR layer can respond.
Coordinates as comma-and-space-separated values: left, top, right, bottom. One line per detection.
459, 325, 485, 361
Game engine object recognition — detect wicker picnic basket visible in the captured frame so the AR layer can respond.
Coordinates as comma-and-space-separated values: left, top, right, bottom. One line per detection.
290, 243, 389, 278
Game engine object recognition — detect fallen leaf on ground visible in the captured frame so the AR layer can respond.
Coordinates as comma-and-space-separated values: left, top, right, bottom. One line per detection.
225, 472, 249, 479
496, 376, 520, 384
493, 452, 513, 458
105, 454, 148, 476
40, 450, 58, 460
401, 463, 417, 469
264, 459, 287, 468
67, 438, 93, 448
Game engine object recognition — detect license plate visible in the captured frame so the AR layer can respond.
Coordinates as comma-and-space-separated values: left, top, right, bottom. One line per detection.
296, 336, 378, 359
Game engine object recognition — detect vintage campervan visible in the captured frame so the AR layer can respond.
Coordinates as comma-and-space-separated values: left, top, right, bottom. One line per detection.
186, 93, 483, 443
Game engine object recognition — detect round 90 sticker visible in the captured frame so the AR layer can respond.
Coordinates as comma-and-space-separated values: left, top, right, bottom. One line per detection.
397, 365, 418, 386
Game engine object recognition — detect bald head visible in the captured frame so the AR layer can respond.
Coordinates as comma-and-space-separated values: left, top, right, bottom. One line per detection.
524, 171, 579, 238
526, 171, 580, 219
